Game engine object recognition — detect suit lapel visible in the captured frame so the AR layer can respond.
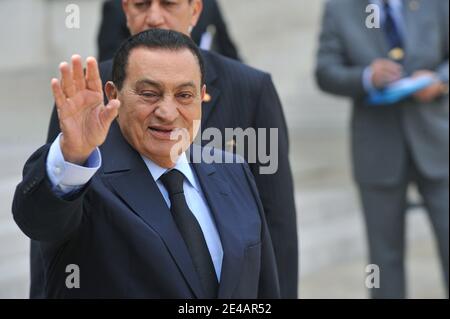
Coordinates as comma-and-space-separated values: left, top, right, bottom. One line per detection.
360, 0, 423, 60
100, 122, 205, 298
201, 51, 222, 126
401, 0, 425, 67
363, 0, 426, 69
190, 151, 246, 299
361, 0, 390, 56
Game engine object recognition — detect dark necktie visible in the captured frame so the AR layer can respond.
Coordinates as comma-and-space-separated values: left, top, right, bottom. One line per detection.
160, 169, 219, 298
383, 0, 405, 61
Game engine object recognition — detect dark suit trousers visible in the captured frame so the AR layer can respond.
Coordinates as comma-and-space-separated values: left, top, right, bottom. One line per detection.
358, 158, 449, 299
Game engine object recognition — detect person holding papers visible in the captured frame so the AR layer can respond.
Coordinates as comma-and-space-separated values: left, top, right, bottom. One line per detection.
315, 0, 448, 298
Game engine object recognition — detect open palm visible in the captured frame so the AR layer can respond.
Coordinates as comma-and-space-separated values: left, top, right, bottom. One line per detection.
51, 55, 120, 165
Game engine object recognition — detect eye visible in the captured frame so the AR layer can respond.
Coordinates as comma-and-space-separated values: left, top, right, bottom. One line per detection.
141, 92, 157, 97
176, 92, 195, 103
139, 91, 160, 101
161, 0, 177, 7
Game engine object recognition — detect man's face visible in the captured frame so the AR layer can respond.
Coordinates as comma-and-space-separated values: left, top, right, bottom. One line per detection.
112, 47, 205, 167
123, 0, 202, 36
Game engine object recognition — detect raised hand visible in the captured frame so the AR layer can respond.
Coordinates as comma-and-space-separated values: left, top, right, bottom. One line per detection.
51, 55, 120, 165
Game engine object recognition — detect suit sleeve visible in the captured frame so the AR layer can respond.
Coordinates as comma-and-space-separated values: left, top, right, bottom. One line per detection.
12, 145, 89, 243
437, 61, 449, 84
315, 1, 366, 98
436, 0, 449, 83
250, 73, 298, 299
241, 161, 281, 299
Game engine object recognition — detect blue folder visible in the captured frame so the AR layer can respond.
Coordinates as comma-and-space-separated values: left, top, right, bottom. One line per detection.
367, 75, 436, 106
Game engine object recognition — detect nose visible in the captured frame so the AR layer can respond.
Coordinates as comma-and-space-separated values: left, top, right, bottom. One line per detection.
144, 3, 165, 28
154, 98, 179, 123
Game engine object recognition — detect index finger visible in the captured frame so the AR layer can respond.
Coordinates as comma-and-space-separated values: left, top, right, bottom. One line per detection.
85, 57, 103, 93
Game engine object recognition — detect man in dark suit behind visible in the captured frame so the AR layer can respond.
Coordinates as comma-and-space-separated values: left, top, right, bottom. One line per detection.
13, 29, 280, 298
46, 0, 298, 298
98, 0, 240, 61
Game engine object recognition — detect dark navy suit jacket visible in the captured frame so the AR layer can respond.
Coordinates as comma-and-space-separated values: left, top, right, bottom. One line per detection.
13, 122, 280, 298
45, 50, 298, 298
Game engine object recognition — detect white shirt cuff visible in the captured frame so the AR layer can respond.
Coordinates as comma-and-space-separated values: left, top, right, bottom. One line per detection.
363, 66, 376, 93
46, 133, 101, 196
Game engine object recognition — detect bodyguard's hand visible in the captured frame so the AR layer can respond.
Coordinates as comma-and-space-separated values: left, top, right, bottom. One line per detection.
51, 55, 120, 165
370, 58, 403, 89
412, 70, 447, 103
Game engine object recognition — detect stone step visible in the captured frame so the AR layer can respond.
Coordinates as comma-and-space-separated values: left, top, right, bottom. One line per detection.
297, 187, 433, 276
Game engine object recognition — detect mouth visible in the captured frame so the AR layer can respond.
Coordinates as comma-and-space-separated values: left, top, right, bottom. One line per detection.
148, 126, 177, 140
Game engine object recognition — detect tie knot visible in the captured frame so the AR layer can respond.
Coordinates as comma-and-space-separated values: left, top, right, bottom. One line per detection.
160, 169, 185, 196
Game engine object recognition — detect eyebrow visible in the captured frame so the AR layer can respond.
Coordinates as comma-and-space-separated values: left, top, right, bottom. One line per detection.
135, 79, 163, 90
176, 82, 197, 90
135, 79, 197, 90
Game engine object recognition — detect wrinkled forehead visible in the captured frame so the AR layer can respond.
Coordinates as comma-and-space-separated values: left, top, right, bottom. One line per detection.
125, 47, 202, 88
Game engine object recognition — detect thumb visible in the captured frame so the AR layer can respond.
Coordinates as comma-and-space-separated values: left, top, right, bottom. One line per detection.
101, 99, 120, 127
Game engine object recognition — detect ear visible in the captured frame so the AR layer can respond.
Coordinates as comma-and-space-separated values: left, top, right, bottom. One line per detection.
190, 0, 203, 28
201, 84, 207, 101
105, 81, 118, 101
122, 0, 129, 16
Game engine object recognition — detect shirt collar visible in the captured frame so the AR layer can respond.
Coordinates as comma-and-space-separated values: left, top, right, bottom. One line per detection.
141, 153, 200, 192
371, 0, 402, 10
